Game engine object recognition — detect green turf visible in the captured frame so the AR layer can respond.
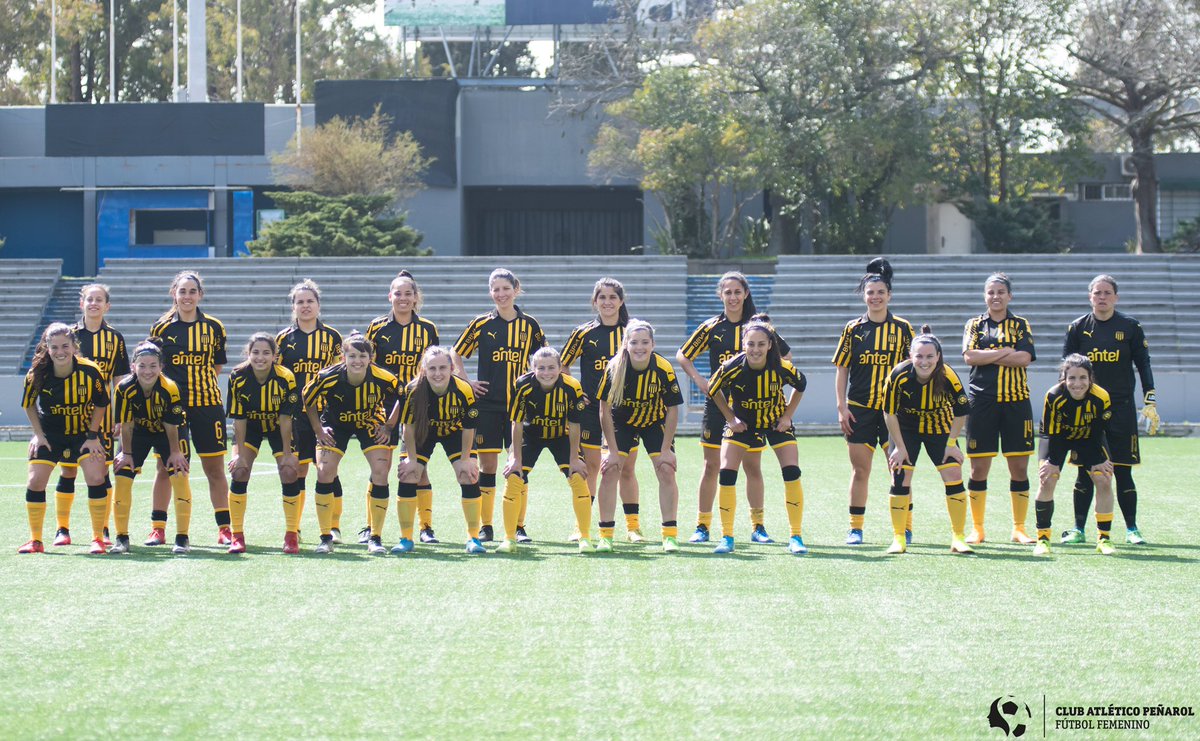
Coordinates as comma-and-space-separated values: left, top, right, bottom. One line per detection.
2, 437, 1197, 739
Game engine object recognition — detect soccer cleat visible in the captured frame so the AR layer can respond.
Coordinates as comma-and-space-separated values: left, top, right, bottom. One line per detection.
109, 535, 131, 555
515, 526, 532, 544
88, 538, 107, 555
886, 537, 906, 554
1011, 527, 1036, 545
949, 537, 975, 555
314, 536, 335, 554
172, 535, 191, 555
357, 526, 371, 545
478, 524, 495, 543
494, 539, 516, 554
568, 529, 582, 543
419, 528, 439, 544
330, 527, 342, 544
627, 528, 645, 544
713, 536, 735, 555
965, 529, 985, 545
1126, 528, 1147, 545
228, 533, 247, 554
578, 538, 593, 553
751, 524, 774, 544
17, 540, 45, 554
1097, 538, 1116, 555
465, 538, 487, 555
52, 528, 72, 547
788, 535, 808, 555
217, 526, 232, 546
103, 527, 112, 548
846, 528, 864, 546
1060, 527, 1085, 544
662, 536, 679, 553
905, 529, 913, 545
1033, 539, 1051, 556
688, 524, 710, 543
390, 538, 415, 555
144, 528, 166, 547
595, 537, 615, 553
366, 536, 387, 555
282, 532, 300, 555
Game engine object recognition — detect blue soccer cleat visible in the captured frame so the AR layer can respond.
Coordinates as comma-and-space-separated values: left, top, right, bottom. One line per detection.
905, 529, 913, 546
788, 535, 808, 555
750, 524, 774, 544
390, 538, 415, 555
713, 536, 735, 554
465, 538, 487, 554
846, 528, 864, 545
689, 524, 710, 543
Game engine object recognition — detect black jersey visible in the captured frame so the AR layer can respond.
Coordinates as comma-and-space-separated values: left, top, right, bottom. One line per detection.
22, 357, 110, 435
709, 354, 807, 431
1040, 382, 1112, 443
72, 321, 130, 383
149, 310, 227, 407
832, 312, 914, 410
1062, 310, 1153, 404
560, 320, 623, 403
400, 376, 479, 439
365, 312, 439, 386
276, 321, 343, 407
681, 313, 792, 372
114, 373, 186, 434
454, 306, 547, 413
303, 363, 399, 431
509, 372, 587, 440
883, 363, 969, 436
227, 364, 301, 432
596, 352, 685, 429
962, 311, 1035, 402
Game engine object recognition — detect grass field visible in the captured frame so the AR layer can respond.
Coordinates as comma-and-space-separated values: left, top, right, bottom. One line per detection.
2, 436, 1198, 739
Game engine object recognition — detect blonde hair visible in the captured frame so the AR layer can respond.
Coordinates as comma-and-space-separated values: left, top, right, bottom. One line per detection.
604, 319, 655, 407
529, 346, 561, 370
407, 346, 456, 447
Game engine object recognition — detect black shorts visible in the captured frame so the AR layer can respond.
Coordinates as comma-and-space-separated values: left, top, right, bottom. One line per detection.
242, 421, 287, 458
966, 395, 1034, 458
614, 421, 673, 458
30, 432, 94, 467
845, 405, 889, 448
410, 430, 469, 465
1104, 399, 1140, 466
579, 404, 604, 450
186, 405, 227, 457
1045, 436, 1109, 471
292, 413, 317, 464
723, 425, 797, 451
473, 407, 511, 454
519, 434, 575, 475
322, 423, 389, 457
699, 400, 765, 451
897, 428, 959, 471
129, 428, 189, 474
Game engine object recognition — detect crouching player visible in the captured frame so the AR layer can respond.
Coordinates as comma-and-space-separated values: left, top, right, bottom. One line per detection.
1032, 354, 1117, 555
499, 348, 592, 553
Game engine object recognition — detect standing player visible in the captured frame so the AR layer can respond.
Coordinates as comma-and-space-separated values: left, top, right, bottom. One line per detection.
53, 283, 129, 547
453, 268, 546, 543
882, 327, 973, 555
147, 271, 232, 552
1031, 355, 1118, 555
1061, 275, 1157, 545
833, 258, 914, 545
708, 319, 808, 555
226, 333, 302, 554
276, 279, 342, 541
19, 324, 111, 554
677, 272, 789, 545
365, 270, 439, 543
961, 273, 1037, 545
560, 278, 641, 540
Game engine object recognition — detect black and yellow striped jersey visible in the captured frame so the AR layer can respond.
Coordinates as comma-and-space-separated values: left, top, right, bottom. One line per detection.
276, 321, 343, 408
680, 313, 792, 372
149, 310, 227, 407
560, 320, 623, 405
365, 312, 439, 386
454, 307, 547, 413
1062, 310, 1154, 404
708, 354, 807, 430
401, 376, 479, 439
72, 321, 130, 383
114, 373, 186, 434
22, 357, 110, 435
832, 312, 914, 410
303, 364, 398, 431
962, 311, 1036, 402
509, 372, 587, 440
596, 352, 685, 429
1040, 382, 1112, 443
227, 364, 301, 432
882, 363, 969, 435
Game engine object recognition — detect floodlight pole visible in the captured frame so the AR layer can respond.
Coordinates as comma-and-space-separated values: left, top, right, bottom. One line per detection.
186, 0, 207, 101
236, 0, 243, 101
172, 0, 179, 100
295, 0, 302, 150
49, 0, 57, 103
108, 0, 115, 101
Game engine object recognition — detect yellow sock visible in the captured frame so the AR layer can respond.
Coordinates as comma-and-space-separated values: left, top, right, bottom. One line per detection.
889, 495, 909, 537
461, 497, 482, 539
662, 524, 678, 539
331, 492, 343, 530
298, 487, 307, 527
784, 479, 804, 537
517, 482, 530, 529
229, 493, 249, 534
502, 474, 524, 540
369, 485, 389, 538
626, 510, 640, 533
718, 484, 737, 538
398, 498, 418, 540
1037, 527, 1052, 541
417, 487, 433, 530
750, 507, 765, 527
114, 475, 134, 536
28, 500, 47, 542
316, 491, 335, 536
947, 493, 968, 539
105, 485, 114, 534
282, 494, 302, 533
55, 491, 75, 531
968, 486, 986, 530
480, 486, 496, 527
569, 474, 592, 540
1096, 512, 1114, 540
1011, 488, 1030, 529
850, 510, 865, 531
171, 475, 193, 536
88, 491, 108, 540
698, 511, 713, 530
600, 524, 615, 540
906, 502, 914, 532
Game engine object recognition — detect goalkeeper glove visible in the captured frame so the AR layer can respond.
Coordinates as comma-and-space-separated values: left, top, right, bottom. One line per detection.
1140, 391, 1160, 435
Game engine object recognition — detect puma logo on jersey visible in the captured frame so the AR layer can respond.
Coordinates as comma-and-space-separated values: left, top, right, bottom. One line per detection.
588, 340, 599, 347
487, 331, 498, 339
1082, 331, 1093, 338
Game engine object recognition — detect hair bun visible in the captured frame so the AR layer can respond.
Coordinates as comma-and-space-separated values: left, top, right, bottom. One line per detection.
145, 336, 165, 348
866, 257, 893, 282
920, 323, 932, 335
396, 270, 414, 279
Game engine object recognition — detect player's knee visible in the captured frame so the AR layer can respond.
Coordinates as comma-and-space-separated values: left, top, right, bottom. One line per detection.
718, 468, 739, 486
781, 465, 801, 482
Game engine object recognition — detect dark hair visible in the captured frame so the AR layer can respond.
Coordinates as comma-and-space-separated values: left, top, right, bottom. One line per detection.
910, 324, 948, 397
1089, 274, 1118, 294
391, 270, 424, 312
131, 336, 165, 362
27, 323, 77, 396
742, 315, 783, 369
289, 279, 322, 322
158, 270, 204, 323
406, 346, 455, 447
1058, 353, 1095, 384
858, 257, 894, 293
717, 271, 757, 322
235, 332, 279, 372
342, 331, 374, 359
984, 272, 1012, 292
592, 277, 630, 326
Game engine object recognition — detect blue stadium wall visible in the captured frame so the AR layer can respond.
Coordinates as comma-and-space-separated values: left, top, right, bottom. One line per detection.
0, 189, 84, 275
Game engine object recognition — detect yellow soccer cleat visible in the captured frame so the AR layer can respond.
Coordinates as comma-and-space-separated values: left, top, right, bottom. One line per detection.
886, 538, 906, 554
950, 537, 975, 555
1033, 539, 1051, 556
494, 539, 516, 554
1096, 538, 1116, 555
626, 529, 645, 543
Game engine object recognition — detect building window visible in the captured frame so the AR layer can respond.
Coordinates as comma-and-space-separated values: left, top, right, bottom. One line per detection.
1158, 189, 1200, 238
1080, 183, 1132, 201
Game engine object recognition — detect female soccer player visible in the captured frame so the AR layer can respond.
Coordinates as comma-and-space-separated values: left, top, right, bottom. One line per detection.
595, 320, 685, 553
453, 268, 546, 543
499, 348, 592, 553
678, 272, 789, 545
396, 346, 484, 554
53, 283, 130, 547
226, 333, 302, 554
961, 273, 1037, 545
19, 324, 111, 554
110, 339, 191, 554
833, 258, 914, 545
560, 278, 641, 540
709, 319, 808, 555
1032, 354, 1117, 555
146, 271, 231, 551
276, 279, 342, 540
304, 333, 399, 554
1061, 274, 1157, 545
365, 270, 439, 543
882, 327, 973, 555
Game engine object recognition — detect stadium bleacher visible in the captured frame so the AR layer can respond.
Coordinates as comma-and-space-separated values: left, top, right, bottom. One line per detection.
0, 260, 62, 373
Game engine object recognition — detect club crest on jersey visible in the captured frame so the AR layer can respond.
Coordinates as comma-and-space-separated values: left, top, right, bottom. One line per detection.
1115, 331, 1125, 341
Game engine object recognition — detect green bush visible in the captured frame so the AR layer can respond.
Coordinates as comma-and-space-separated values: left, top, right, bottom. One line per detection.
249, 191, 429, 258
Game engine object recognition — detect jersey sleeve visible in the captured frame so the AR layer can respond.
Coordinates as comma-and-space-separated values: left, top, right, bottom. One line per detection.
21, 372, 38, 409
560, 325, 587, 368
660, 361, 685, 408
962, 317, 981, 354
707, 358, 736, 399
530, 317, 547, 351
87, 366, 110, 407
112, 333, 131, 377
212, 319, 228, 366
782, 361, 807, 393
1062, 320, 1080, 357
566, 383, 586, 424
882, 368, 901, 415
278, 369, 300, 417
1130, 321, 1154, 393
461, 381, 479, 430
162, 381, 186, 426
946, 367, 969, 417
303, 370, 333, 411
774, 331, 792, 358
832, 322, 854, 367
1016, 318, 1036, 360
426, 319, 440, 347
454, 316, 484, 359
596, 366, 613, 402
679, 321, 711, 361
226, 372, 246, 419
1038, 389, 1055, 440
509, 379, 529, 423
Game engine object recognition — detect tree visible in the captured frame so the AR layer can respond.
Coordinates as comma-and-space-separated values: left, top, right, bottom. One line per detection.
248, 191, 427, 257
420, 40, 537, 78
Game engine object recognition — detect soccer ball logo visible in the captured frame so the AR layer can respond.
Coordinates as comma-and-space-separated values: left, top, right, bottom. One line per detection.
988, 695, 1031, 737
